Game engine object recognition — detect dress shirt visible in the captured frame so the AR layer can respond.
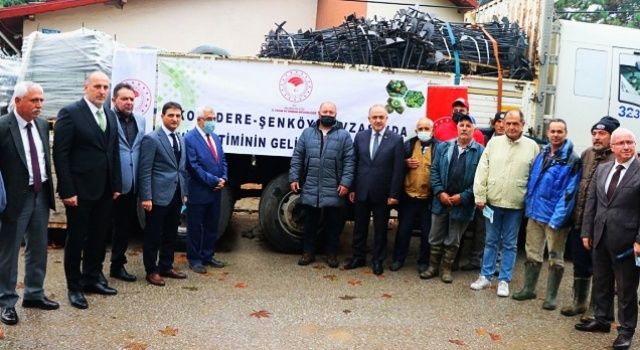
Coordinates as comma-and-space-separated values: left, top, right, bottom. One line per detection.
161, 125, 180, 151
15, 111, 47, 185
370, 129, 384, 159
195, 126, 218, 155
605, 157, 634, 190
83, 96, 106, 128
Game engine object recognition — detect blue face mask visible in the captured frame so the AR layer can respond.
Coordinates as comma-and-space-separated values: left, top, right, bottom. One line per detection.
203, 120, 216, 134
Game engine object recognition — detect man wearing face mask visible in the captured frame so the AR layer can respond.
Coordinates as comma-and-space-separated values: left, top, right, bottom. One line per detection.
183, 106, 228, 274
289, 102, 354, 268
390, 117, 436, 274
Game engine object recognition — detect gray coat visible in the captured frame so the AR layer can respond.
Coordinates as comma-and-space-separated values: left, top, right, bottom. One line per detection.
289, 123, 354, 208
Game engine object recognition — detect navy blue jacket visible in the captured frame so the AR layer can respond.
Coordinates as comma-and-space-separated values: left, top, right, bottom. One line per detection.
183, 127, 228, 205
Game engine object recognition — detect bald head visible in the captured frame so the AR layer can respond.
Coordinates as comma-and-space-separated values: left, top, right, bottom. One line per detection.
84, 71, 110, 108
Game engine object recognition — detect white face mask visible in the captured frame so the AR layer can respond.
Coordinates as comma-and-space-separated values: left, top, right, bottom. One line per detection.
417, 131, 432, 142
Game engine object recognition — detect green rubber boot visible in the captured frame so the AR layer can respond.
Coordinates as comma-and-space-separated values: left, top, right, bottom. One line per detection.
420, 245, 442, 280
512, 261, 542, 301
560, 277, 590, 316
542, 265, 565, 310
440, 245, 459, 284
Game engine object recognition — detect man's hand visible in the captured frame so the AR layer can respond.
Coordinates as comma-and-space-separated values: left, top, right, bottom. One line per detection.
387, 197, 399, 206
449, 194, 462, 206
582, 237, 592, 250
62, 195, 78, 207
634, 242, 640, 257
439, 192, 452, 206
290, 181, 300, 193
405, 158, 419, 169
337, 185, 348, 197
348, 192, 355, 203
141, 200, 153, 212
215, 178, 226, 190
183, 196, 188, 204
476, 201, 485, 210
112, 192, 121, 200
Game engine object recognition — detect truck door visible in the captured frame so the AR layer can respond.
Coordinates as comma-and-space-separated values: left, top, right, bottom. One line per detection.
610, 48, 640, 127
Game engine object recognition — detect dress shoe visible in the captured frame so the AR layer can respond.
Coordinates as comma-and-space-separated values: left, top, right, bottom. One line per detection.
159, 268, 187, 279
574, 320, 611, 333
326, 255, 339, 269
98, 272, 109, 286
203, 258, 226, 268
613, 333, 633, 350
84, 283, 118, 295
389, 261, 404, 272
343, 258, 366, 270
189, 264, 207, 274
372, 262, 384, 275
298, 253, 316, 266
68, 291, 88, 309
110, 267, 137, 282
1, 307, 18, 325
22, 296, 60, 310
145, 273, 165, 286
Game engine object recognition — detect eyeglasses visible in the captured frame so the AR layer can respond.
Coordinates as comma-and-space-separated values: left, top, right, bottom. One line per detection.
612, 140, 636, 146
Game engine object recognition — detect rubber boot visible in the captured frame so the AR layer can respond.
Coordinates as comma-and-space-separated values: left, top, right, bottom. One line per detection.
542, 265, 565, 310
512, 261, 542, 301
580, 295, 596, 323
420, 245, 442, 280
440, 245, 459, 283
560, 277, 591, 316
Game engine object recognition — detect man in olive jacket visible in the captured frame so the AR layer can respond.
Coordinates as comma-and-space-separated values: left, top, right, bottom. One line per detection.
289, 101, 355, 268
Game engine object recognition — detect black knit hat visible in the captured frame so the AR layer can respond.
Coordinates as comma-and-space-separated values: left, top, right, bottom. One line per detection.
591, 116, 620, 134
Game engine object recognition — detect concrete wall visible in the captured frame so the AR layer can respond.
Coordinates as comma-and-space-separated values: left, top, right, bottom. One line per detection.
22, 0, 318, 56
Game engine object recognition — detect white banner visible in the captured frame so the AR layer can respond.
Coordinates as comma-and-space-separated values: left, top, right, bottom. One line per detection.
156, 57, 428, 157
111, 48, 158, 132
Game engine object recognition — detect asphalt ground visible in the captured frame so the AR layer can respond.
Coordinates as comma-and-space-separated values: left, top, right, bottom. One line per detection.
0, 199, 629, 350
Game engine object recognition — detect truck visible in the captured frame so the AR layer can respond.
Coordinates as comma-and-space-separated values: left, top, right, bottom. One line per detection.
20, 0, 640, 253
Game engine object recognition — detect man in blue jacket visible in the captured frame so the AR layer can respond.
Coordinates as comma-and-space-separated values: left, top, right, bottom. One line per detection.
183, 106, 228, 274
289, 101, 354, 268
420, 114, 483, 283
512, 118, 581, 310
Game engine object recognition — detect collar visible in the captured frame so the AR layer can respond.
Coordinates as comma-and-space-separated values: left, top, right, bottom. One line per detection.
114, 109, 133, 122
507, 134, 523, 144
161, 124, 176, 137
196, 125, 209, 138
14, 110, 32, 129
83, 96, 102, 115
614, 157, 634, 170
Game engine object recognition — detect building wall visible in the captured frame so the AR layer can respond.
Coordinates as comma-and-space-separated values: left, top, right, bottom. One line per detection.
22, 0, 318, 56
367, 0, 463, 22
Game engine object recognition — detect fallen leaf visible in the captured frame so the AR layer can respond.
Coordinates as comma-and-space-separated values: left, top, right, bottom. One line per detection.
448, 339, 466, 346
375, 275, 385, 280
342, 309, 351, 314
489, 333, 501, 341
126, 251, 140, 257
234, 282, 248, 288
0, 327, 4, 339
339, 295, 357, 300
323, 274, 337, 281
181, 286, 199, 291
159, 326, 178, 336
312, 264, 326, 270
250, 310, 271, 319
174, 254, 188, 263
53, 260, 62, 264
347, 279, 362, 286
47, 243, 62, 250
361, 269, 373, 275
382, 293, 392, 298
16, 282, 24, 289
122, 342, 148, 350
221, 272, 230, 276
48, 293, 56, 299
475, 328, 487, 336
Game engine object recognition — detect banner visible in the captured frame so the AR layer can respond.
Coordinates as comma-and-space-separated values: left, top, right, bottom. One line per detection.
156, 57, 427, 157
111, 48, 158, 132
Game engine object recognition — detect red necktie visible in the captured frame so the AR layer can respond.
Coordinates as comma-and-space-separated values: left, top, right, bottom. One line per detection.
206, 134, 218, 161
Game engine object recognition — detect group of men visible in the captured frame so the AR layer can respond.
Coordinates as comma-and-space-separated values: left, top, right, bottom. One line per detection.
290, 98, 640, 349
0, 72, 228, 326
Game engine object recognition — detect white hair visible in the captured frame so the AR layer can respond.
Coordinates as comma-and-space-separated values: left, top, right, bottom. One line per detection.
9, 81, 43, 112
195, 105, 214, 119
611, 127, 637, 143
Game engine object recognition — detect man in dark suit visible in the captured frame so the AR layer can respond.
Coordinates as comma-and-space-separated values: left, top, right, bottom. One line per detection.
344, 104, 404, 275
109, 82, 145, 282
139, 101, 187, 286
53, 71, 122, 309
183, 106, 228, 274
0, 82, 58, 325
576, 127, 640, 350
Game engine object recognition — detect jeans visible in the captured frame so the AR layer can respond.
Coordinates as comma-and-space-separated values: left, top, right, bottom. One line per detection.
480, 205, 524, 282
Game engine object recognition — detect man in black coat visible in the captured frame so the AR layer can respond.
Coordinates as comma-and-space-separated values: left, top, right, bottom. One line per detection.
344, 104, 404, 275
53, 71, 122, 309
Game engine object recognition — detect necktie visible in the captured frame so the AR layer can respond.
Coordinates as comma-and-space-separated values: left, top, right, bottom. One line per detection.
206, 134, 219, 161
170, 133, 181, 162
26, 123, 42, 192
372, 132, 380, 158
96, 109, 106, 132
607, 164, 625, 201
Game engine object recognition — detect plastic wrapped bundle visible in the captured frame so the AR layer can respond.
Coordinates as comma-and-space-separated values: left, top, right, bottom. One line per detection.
18, 28, 118, 118
0, 55, 21, 114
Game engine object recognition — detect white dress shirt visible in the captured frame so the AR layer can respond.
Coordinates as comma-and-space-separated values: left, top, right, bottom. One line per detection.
605, 157, 634, 191
161, 125, 180, 151
369, 129, 384, 159
83, 96, 105, 128
195, 126, 218, 155
15, 111, 47, 185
